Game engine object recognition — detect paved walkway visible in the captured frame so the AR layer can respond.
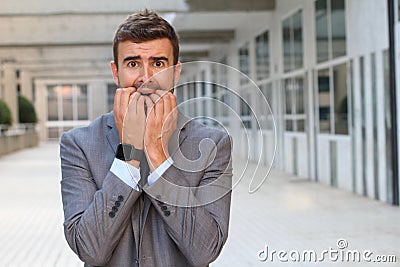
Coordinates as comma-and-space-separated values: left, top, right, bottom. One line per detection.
0, 142, 399, 266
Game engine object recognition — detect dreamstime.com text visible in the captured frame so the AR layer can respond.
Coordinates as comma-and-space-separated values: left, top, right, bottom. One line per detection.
258, 239, 397, 263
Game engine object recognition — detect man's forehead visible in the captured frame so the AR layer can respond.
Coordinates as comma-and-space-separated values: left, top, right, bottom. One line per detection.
118, 39, 173, 56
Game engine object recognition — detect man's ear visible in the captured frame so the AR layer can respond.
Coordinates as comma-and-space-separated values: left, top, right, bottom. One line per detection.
110, 61, 119, 87
173, 61, 182, 86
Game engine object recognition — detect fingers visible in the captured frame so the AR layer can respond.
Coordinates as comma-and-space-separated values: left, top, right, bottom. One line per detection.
159, 90, 171, 116
150, 90, 177, 119
137, 94, 145, 118
129, 92, 141, 114
115, 87, 136, 119
114, 87, 136, 141
149, 93, 163, 119
143, 96, 154, 116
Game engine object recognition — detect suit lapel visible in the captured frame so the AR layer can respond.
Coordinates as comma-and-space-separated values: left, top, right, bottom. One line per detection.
168, 112, 189, 157
105, 112, 120, 153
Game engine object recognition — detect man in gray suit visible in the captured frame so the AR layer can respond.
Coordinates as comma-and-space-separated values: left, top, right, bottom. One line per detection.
60, 9, 233, 267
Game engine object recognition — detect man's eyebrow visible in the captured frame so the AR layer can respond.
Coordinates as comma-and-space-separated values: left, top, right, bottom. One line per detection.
123, 56, 141, 62
151, 56, 169, 62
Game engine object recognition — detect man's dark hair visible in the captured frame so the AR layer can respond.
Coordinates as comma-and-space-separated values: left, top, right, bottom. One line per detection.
113, 9, 180, 68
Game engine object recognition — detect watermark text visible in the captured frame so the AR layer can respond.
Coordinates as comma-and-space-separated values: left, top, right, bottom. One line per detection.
258, 239, 397, 263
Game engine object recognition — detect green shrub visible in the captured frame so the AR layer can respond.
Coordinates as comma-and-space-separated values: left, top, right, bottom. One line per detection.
18, 95, 38, 124
0, 99, 12, 126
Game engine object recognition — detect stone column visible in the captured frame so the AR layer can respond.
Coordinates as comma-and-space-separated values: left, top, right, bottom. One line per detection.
34, 80, 48, 141
20, 70, 33, 101
3, 64, 18, 124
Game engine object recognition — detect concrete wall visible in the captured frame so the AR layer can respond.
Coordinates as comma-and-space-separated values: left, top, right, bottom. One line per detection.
0, 132, 39, 157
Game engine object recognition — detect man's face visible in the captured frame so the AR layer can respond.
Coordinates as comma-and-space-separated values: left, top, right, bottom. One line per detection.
111, 38, 181, 94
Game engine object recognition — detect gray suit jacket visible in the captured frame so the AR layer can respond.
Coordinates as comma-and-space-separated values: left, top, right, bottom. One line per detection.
60, 112, 232, 267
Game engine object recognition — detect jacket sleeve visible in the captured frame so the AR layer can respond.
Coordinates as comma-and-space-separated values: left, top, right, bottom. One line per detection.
60, 131, 142, 266
145, 133, 233, 266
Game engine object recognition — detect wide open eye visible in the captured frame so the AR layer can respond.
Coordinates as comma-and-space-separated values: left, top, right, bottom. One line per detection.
127, 61, 138, 68
153, 61, 165, 68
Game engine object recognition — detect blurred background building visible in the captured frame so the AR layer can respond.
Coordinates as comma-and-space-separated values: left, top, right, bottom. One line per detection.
0, 0, 399, 205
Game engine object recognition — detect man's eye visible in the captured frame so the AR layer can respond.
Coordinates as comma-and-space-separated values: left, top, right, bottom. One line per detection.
154, 61, 164, 68
127, 62, 137, 68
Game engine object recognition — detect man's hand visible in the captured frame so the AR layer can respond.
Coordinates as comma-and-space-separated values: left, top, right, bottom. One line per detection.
114, 88, 151, 168
113, 87, 136, 142
144, 90, 178, 171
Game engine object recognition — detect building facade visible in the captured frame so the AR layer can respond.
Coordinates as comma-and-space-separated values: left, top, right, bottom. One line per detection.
0, 0, 399, 204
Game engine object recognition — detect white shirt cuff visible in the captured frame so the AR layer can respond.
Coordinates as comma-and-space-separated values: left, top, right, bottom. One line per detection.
110, 158, 141, 191
147, 157, 174, 186
110, 157, 174, 189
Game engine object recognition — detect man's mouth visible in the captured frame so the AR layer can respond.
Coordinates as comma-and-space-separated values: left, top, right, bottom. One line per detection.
136, 87, 156, 96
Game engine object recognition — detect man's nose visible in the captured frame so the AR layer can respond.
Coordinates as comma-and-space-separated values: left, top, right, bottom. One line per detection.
138, 65, 153, 82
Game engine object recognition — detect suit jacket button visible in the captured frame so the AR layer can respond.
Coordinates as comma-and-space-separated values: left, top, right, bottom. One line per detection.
161, 205, 167, 211
118, 195, 124, 201
109, 211, 115, 218
112, 206, 118, 212
163, 210, 171, 216
115, 201, 121, 207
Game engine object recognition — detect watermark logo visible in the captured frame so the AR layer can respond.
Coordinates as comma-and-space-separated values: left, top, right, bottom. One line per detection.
121, 61, 277, 207
257, 239, 397, 263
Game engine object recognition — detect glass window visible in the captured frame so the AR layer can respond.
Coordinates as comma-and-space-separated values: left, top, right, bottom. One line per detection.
284, 76, 306, 132
295, 77, 306, 131
47, 85, 58, 121
331, 0, 346, 58
383, 49, 393, 202
293, 11, 303, 70
255, 31, 270, 80
398, 0, 400, 21
61, 85, 73, 121
47, 83, 89, 122
315, 0, 329, 62
240, 92, 252, 129
259, 83, 273, 130
200, 71, 207, 115
176, 86, 184, 105
283, 10, 303, 73
239, 43, 250, 85
220, 91, 230, 118
318, 69, 331, 133
333, 63, 348, 134
315, 0, 346, 63
360, 56, 367, 195
190, 77, 196, 116
285, 80, 293, 131
77, 85, 88, 120
283, 17, 292, 73
219, 56, 228, 87
318, 63, 348, 135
